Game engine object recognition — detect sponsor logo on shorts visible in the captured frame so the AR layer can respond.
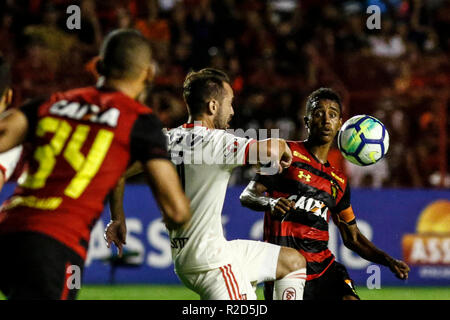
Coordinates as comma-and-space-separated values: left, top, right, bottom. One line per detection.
170, 237, 189, 249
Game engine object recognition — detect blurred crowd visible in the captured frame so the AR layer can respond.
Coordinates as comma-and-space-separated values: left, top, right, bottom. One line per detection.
1, 0, 449, 188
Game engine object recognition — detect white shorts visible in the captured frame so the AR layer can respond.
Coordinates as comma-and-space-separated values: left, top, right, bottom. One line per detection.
176, 239, 281, 300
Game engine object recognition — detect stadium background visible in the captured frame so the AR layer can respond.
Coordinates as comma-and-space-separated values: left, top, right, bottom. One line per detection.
0, 0, 449, 299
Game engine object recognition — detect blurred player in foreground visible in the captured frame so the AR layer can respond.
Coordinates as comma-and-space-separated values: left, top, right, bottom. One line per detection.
108, 68, 308, 300
0, 56, 23, 191
0, 29, 190, 300
240, 88, 410, 300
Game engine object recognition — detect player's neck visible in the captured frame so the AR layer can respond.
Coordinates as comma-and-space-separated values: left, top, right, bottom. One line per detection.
98, 77, 143, 100
304, 140, 331, 164
187, 115, 216, 129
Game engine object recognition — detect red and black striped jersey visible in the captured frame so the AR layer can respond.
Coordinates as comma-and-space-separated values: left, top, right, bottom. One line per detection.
0, 86, 168, 260
256, 141, 355, 280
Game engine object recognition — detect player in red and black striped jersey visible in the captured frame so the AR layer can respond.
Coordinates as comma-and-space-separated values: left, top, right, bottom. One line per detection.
0, 29, 190, 300
240, 88, 409, 300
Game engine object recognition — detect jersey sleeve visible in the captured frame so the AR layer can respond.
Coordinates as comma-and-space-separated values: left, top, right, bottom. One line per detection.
0, 145, 23, 181
129, 113, 170, 163
254, 173, 277, 192
208, 130, 256, 170
333, 184, 356, 224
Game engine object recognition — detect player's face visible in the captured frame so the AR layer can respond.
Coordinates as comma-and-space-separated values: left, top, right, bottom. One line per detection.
214, 82, 234, 129
306, 99, 342, 145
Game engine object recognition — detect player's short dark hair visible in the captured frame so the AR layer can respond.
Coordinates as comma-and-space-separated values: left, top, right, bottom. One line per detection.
0, 55, 11, 96
97, 29, 152, 80
306, 87, 342, 116
183, 68, 231, 116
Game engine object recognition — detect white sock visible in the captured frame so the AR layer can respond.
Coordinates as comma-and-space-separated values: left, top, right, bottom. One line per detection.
273, 268, 306, 300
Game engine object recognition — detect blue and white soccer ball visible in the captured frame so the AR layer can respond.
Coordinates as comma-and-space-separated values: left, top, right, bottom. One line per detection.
337, 115, 389, 166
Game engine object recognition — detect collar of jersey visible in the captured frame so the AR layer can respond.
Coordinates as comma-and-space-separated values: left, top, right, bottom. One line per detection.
182, 123, 209, 129
302, 140, 330, 167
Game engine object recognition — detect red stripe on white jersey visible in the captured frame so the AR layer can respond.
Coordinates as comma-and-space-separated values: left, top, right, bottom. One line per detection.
219, 266, 235, 300
226, 264, 242, 300
224, 264, 239, 300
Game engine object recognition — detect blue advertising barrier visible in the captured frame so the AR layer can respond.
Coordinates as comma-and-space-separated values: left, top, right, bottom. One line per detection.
1, 184, 449, 287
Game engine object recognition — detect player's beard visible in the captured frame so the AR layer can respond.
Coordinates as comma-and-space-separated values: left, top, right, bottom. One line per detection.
213, 106, 232, 130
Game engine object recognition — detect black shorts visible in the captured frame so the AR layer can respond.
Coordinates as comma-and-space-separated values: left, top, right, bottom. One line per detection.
264, 261, 360, 300
0, 232, 84, 300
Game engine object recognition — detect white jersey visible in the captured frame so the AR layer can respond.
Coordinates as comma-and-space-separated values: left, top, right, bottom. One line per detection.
0, 145, 23, 182
167, 124, 255, 273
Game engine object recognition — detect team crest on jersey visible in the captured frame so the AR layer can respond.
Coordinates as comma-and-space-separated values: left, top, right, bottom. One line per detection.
331, 182, 338, 200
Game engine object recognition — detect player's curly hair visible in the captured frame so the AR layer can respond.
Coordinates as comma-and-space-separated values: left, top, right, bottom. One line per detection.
305, 87, 342, 115
183, 68, 231, 117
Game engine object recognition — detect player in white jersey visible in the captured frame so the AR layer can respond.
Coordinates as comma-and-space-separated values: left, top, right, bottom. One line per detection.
106, 68, 307, 300
0, 56, 22, 191
0, 146, 23, 189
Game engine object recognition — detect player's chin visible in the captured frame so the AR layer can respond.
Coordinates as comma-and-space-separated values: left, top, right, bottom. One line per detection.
316, 135, 334, 145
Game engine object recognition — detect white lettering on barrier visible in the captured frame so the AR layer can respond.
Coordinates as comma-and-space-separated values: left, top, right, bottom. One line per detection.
86, 217, 374, 270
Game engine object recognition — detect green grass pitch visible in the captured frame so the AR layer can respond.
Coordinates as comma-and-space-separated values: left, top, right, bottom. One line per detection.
76, 285, 449, 300
1, 285, 449, 300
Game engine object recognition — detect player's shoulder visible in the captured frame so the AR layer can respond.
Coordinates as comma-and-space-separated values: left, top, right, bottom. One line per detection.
55, 86, 152, 115
287, 140, 315, 163
168, 123, 216, 137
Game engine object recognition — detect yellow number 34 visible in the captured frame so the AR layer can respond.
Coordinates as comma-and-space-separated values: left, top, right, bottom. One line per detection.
21, 116, 114, 199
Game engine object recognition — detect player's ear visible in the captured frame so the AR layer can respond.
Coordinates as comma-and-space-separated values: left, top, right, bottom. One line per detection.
0, 88, 12, 112
146, 61, 156, 83
208, 99, 218, 115
95, 58, 106, 76
4, 88, 12, 107
303, 116, 309, 128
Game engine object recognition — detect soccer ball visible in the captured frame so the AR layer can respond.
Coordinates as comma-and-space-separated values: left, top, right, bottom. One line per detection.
337, 115, 389, 166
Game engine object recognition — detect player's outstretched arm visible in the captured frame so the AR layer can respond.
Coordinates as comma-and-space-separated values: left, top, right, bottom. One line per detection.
334, 214, 410, 280
240, 181, 294, 216
105, 175, 127, 257
143, 158, 191, 231
105, 161, 153, 256
247, 139, 292, 174
0, 109, 28, 153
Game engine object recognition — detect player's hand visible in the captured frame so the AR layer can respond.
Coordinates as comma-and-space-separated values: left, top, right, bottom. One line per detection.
104, 219, 127, 258
270, 198, 295, 217
388, 258, 410, 280
279, 144, 293, 172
